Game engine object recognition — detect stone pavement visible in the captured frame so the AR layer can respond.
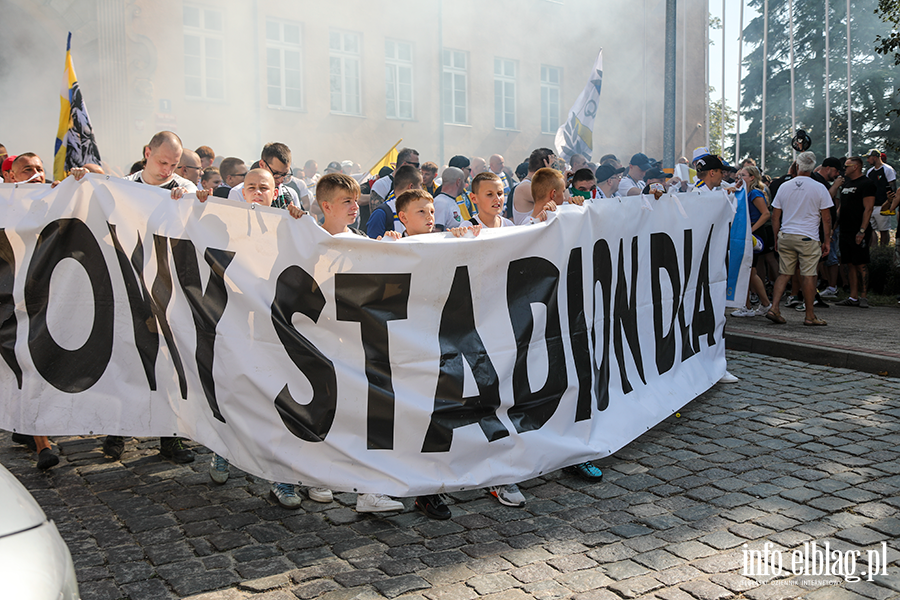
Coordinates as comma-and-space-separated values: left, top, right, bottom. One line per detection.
3, 350, 900, 600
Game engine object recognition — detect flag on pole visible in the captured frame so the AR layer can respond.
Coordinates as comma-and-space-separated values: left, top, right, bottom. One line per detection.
555, 49, 603, 162
367, 138, 402, 178
54, 32, 101, 181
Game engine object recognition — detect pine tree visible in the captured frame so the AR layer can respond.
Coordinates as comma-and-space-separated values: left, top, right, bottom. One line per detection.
738, 0, 900, 174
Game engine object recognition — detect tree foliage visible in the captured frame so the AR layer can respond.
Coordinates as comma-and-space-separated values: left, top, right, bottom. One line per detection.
737, 0, 900, 174
709, 87, 737, 161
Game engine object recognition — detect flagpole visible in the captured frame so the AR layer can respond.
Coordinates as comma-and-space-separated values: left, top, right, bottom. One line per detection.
736, 0, 744, 162
761, 0, 768, 172
789, 0, 797, 161
681, 1, 687, 158
846, 0, 852, 156
825, 0, 831, 157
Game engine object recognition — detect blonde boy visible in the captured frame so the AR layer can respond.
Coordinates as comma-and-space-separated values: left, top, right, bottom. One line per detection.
314, 172, 361, 236
396, 189, 436, 236
528, 167, 564, 223
469, 172, 514, 228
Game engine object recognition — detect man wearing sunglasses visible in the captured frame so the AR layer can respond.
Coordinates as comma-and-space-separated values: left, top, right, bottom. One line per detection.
228, 142, 302, 211
369, 147, 419, 210
213, 157, 249, 198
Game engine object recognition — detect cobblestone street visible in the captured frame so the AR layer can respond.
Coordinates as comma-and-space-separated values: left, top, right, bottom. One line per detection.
3, 350, 900, 600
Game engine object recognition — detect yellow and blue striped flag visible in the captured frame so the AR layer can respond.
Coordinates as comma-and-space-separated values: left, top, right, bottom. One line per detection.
54, 32, 101, 180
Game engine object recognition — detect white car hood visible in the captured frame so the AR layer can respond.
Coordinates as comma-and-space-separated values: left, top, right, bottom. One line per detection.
0, 464, 46, 537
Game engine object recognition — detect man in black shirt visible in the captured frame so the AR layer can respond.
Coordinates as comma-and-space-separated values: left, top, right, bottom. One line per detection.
835, 157, 876, 308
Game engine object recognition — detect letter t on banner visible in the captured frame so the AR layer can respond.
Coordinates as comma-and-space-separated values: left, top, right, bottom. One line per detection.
554, 49, 603, 163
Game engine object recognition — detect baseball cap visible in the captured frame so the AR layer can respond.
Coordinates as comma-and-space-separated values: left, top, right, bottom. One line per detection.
644, 167, 673, 181
822, 157, 842, 170
449, 155, 470, 169
595, 164, 626, 183
867, 148, 882, 157
629, 152, 653, 171
324, 161, 342, 173
692, 147, 711, 163
694, 154, 728, 172
1, 155, 17, 173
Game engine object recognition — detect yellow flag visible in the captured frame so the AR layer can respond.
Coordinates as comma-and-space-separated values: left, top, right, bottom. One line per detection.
368, 139, 402, 178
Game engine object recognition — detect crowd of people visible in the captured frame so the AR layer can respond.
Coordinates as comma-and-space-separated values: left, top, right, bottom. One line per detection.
1, 131, 896, 517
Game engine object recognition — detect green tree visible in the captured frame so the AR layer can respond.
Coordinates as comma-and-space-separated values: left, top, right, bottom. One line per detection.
709, 86, 737, 161
875, 0, 900, 124
738, 0, 900, 174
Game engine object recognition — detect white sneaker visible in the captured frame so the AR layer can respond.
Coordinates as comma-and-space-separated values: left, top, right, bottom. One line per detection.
356, 493, 404, 513
820, 286, 838, 299
271, 483, 302, 508
794, 302, 806, 311
308, 487, 333, 503
209, 453, 230, 484
731, 306, 757, 317
754, 303, 773, 316
489, 484, 526, 507
719, 371, 739, 383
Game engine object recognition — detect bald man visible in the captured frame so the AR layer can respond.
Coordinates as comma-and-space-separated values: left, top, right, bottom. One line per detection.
125, 130, 197, 196
241, 168, 276, 206
176, 148, 203, 186
489, 153, 511, 198
433, 166, 465, 231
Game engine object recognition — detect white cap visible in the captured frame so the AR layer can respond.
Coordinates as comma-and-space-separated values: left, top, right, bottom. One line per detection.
692, 146, 711, 163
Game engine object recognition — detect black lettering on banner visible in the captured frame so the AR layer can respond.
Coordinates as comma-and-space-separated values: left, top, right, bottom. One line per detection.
506, 257, 567, 433
271, 266, 337, 442
613, 238, 646, 394
25, 218, 113, 393
335, 273, 411, 450
651, 232, 681, 375
678, 230, 695, 363
150, 235, 188, 398
692, 225, 716, 352
422, 266, 509, 452
591, 239, 613, 411
566, 248, 592, 422
170, 239, 234, 423
0, 230, 22, 388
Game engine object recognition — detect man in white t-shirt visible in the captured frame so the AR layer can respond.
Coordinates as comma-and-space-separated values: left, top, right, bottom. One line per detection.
766, 151, 833, 326
125, 130, 198, 196
227, 142, 302, 211
175, 148, 203, 187
433, 167, 465, 231
618, 152, 653, 196
594, 164, 625, 198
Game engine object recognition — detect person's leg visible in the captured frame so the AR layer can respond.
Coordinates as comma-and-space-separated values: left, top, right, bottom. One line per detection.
34, 435, 59, 470
802, 275, 819, 322
857, 263, 869, 300
750, 267, 770, 308
769, 273, 791, 317
847, 264, 859, 299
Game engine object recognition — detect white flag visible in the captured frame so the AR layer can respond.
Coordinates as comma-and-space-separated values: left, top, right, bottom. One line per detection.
555, 49, 603, 162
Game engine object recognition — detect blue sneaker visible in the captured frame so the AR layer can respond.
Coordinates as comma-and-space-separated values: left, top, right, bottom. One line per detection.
565, 462, 603, 481
209, 453, 229, 484
271, 483, 302, 508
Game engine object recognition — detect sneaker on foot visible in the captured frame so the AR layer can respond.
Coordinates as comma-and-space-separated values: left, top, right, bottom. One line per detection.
730, 306, 757, 317
37, 448, 59, 470
209, 453, 230, 484
357, 493, 404, 512
719, 370, 739, 383
749, 292, 759, 304
308, 487, 333, 503
159, 437, 194, 463
794, 302, 806, 311
753, 303, 773, 316
271, 482, 302, 508
564, 462, 604, 481
820, 286, 838, 298
489, 484, 526, 507
102, 435, 125, 460
785, 295, 802, 307
858, 298, 869, 308
835, 297, 859, 307
415, 494, 451, 519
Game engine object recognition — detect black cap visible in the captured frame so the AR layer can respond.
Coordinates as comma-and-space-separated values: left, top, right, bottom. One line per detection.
595, 164, 626, 183
629, 152, 653, 171
644, 167, 673, 181
325, 161, 342, 173
822, 157, 842, 170
449, 155, 470, 169
694, 155, 728, 172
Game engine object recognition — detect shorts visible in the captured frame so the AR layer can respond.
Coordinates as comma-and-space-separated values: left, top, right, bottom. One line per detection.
778, 233, 821, 277
839, 235, 870, 265
870, 210, 891, 232
825, 228, 840, 266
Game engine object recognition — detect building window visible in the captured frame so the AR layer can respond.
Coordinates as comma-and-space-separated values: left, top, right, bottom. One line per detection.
494, 58, 516, 130
443, 49, 467, 124
329, 30, 361, 115
183, 5, 225, 100
266, 20, 303, 110
385, 40, 413, 120
541, 65, 561, 134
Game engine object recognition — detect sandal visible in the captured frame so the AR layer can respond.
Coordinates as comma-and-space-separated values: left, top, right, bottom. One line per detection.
803, 318, 827, 326
765, 310, 786, 324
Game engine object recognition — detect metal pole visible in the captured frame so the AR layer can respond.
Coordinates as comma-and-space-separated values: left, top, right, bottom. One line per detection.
681, 1, 687, 158
762, 0, 768, 172
642, 0, 647, 154
438, 0, 444, 167
825, 0, 830, 157
846, 0, 852, 156
736, 0, 744, 162
664, 0, 677, 168
721, 0, 726, 158
789, 0, 797, 161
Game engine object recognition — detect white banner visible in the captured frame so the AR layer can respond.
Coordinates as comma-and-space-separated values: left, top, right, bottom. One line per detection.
0, 176, 731, 496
